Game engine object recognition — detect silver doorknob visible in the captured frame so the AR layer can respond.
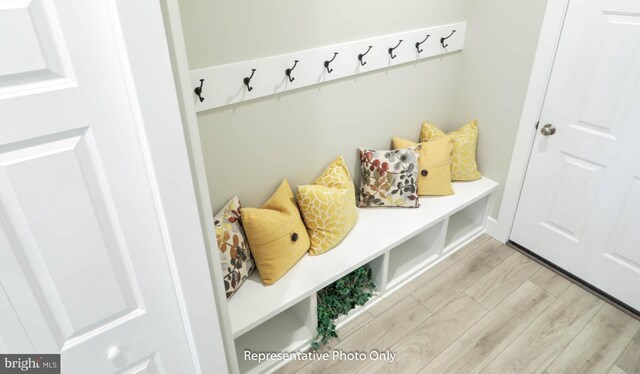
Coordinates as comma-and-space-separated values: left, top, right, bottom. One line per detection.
541, 124, 556, 136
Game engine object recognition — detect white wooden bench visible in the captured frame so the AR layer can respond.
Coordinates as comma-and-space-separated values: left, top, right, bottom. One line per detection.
227, 177, 498, 373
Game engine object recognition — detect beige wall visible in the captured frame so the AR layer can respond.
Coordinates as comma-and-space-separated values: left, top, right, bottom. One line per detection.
181, 0, 464, 68
198, 60, 461, 210
449, 0, 547, 217
181, 0, 466, 210
179, 0, 547, 215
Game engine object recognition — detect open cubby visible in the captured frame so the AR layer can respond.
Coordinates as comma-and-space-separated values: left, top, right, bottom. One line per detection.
444, 195, 489, 252
234, 296, 316, 374
387, 220, 446, 288
332, 254, 388, 330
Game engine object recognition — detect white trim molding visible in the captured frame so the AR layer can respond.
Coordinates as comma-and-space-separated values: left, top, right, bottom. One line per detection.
112, 0, 233, 372
156, 0, 239, 372
492, 0, 571, 243
484, 216, 500, 240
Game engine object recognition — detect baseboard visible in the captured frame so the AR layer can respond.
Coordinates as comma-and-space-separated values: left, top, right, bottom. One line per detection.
508, 241, 640, 319
484, 216, 504, 242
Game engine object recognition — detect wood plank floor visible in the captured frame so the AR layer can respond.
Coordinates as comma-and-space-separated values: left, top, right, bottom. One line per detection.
277, 235, 640, 374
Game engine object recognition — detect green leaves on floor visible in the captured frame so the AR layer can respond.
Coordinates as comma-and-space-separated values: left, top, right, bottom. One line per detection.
312, 266, 376, 350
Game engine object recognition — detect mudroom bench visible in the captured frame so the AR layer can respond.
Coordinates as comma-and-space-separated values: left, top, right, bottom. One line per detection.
228, 177, 498, 373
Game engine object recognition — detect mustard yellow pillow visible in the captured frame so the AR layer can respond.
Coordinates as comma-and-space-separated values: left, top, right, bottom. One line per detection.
420, 120, 481, 181
392, 137, 454, 196
241, 180, 310, 285
297, 156, 358, 255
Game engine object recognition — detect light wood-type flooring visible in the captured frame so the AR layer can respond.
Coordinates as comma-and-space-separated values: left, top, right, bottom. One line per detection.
277, 234, 640, 374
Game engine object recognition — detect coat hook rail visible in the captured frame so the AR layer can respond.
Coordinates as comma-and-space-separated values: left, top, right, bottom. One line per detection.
416, 35, 430, 53
441, 30, 456, 48
388, 40, 403, 59
190, 22, 466, 111
285, 60, 299, 82
243, 69, 256, 91
358, 46, 373, 66
324, 52, 338, 74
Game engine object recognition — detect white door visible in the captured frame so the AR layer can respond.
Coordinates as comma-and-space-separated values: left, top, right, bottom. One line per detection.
0, 0, 221, 373
512, 0, 640, 310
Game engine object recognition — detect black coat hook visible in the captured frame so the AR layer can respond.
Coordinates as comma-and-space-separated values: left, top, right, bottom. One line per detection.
243, 69, 256, 91
388, 40, 403, 59
440, 30, 457, 48
416, 35, 430, 53
358, 46, 373, 66
285, 60, 299, 82
194, 79, 204, 102
324, 52, 338, 73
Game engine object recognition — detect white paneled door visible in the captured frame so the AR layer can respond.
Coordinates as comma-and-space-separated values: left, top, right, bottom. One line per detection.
0, 0, 222, 373
512, 0, 640, 310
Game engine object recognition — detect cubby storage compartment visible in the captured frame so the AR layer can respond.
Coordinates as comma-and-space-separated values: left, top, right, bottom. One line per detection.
387, 220, 446, 288
234, 296, 316, 374
444, 195, 489, 252
333, 254, 388, 330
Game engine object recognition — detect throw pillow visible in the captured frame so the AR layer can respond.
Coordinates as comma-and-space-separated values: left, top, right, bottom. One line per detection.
358, 147, 420, 208
392, 136, 454, 196
241, 179, 311, 285
297, 156, 358, 255
420, 120, 481, 181
214, 196, 255, 299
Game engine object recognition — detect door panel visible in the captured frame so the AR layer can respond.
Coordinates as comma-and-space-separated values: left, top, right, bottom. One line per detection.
541, 152, 603, 243
0, 128, 142, 349
0, 284, 34, 353
580, 13, 640, 133
512, 0, 640, 310
0, 0, 73, 96
607, 176, 640, 268
118, 354, 164, 374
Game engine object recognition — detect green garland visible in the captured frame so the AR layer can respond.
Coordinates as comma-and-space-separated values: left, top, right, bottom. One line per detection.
312, 266, 376, 350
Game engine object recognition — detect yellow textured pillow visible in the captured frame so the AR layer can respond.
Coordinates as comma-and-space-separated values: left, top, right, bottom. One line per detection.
241, 180, 310, 285
420, 120, 481, 181
297, 156, 358, 255
392, 136, 454, 196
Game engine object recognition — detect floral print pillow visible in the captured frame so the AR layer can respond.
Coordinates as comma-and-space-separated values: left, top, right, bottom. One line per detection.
358, 147, 420, 208
214, 196, 255, 299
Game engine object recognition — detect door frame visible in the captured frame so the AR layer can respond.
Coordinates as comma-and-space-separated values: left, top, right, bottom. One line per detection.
492, 0, 572, 242
104, 0, 230, 372
156, 0, 240, 373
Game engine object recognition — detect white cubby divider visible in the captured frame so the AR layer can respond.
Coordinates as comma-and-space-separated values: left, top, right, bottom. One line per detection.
444, 194, 490, 252
365, 254, 389, 293
190, 21, 466, 111
230, 178, 497, 373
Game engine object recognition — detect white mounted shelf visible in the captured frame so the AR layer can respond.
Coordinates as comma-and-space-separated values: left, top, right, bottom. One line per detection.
228, 177, 497, 339
190, 21, 466, 111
